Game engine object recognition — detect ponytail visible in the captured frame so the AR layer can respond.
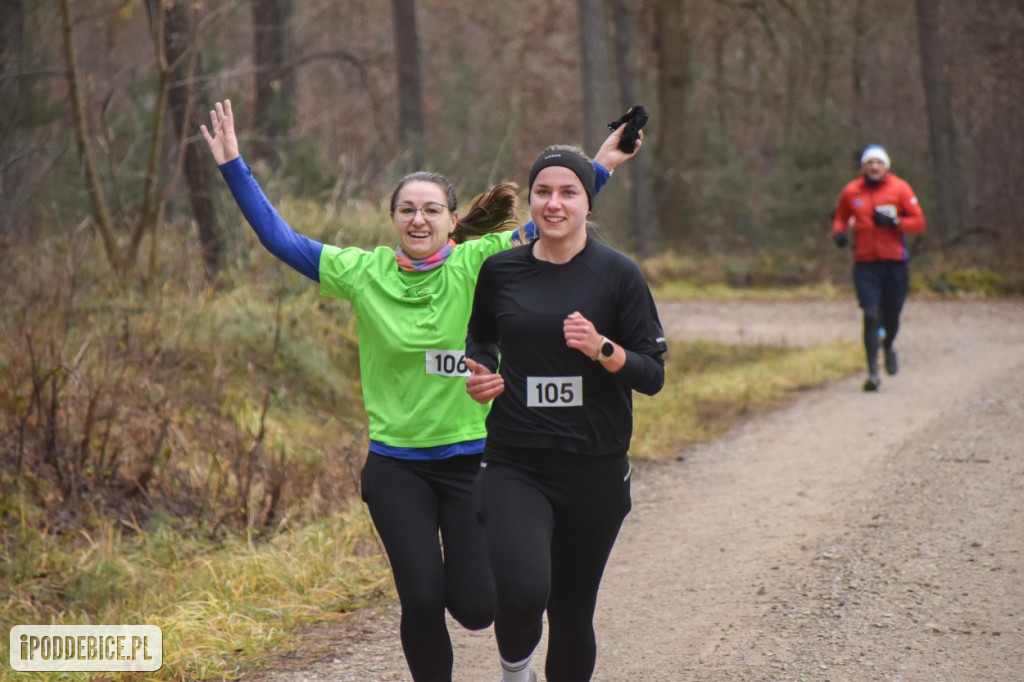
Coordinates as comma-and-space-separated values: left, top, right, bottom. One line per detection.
451, 182, 520, 244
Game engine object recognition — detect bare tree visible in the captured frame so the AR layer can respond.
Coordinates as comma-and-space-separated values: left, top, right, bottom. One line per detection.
392, 0, 425, 169
578, 0, 615, 153
957, 1, 1024, 249
58, 0, 122, 276
609, 0, 656, 257
850, 0, 867, 142
915, 0, 961, 241
132, 0, 172, 283
159, 0, 226, 283
0, 0, 25, 234
62, 0, 206, 285
817, 0, 833, 115
654, 0, 689, 243
251, 0, 295, 163
0, 0, 23, 83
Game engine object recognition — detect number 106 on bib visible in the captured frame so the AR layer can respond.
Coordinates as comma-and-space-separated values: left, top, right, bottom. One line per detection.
425, 350, 469, 377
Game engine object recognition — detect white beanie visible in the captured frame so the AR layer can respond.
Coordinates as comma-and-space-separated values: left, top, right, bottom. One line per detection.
860, 144, 891, 169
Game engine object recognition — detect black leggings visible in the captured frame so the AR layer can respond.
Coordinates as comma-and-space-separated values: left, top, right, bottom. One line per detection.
360, 452, 494, 682
854, 260, 909, 372
477, 447, 632, 682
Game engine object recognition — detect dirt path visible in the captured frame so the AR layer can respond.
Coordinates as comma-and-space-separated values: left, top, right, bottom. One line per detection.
245, 298, 1024, 682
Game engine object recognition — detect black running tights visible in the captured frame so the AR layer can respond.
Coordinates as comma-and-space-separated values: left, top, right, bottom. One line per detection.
854, 260, 909, 372
477, 448, 632, 682
360, 452, 494, 682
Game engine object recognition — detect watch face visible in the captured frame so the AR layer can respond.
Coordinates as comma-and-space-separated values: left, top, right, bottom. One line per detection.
601, 340, 614, 358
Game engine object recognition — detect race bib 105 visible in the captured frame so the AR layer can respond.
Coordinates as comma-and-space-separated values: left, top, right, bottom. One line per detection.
526, 376, 583, 407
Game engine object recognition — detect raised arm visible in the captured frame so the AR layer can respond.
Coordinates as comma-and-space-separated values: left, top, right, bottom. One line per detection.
201, 99, 323, 282
200, 100, 240, 166
593, 120, 644, 173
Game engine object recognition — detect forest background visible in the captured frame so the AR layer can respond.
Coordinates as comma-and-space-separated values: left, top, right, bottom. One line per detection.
1, 0, 1022, 679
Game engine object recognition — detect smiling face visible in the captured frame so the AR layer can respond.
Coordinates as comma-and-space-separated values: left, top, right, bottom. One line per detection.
391, 180, 457, 260
529, 166, 589, 245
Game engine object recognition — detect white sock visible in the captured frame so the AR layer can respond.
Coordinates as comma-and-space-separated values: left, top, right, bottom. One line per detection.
500, 653, 534, 682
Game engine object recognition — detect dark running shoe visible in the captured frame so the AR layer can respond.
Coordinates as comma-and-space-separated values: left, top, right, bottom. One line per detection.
863, 373, 881, 392
884, 347, 899, 376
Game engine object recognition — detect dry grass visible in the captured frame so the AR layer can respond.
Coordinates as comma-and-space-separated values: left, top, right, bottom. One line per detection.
0, 502, 391, 681
631, 339, 862, 459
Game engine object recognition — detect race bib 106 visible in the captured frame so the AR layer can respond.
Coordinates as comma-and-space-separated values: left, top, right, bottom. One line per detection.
426, 350, 469, 377
526, 376, 583, 407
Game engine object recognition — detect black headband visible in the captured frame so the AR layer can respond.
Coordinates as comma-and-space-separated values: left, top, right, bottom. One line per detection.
528, 149, 595, 209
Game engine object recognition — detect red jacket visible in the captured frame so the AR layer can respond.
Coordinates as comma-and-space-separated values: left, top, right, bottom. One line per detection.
832, 172, 926, 262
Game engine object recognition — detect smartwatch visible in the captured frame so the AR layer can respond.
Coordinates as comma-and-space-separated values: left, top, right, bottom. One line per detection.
597, 336, 615, 363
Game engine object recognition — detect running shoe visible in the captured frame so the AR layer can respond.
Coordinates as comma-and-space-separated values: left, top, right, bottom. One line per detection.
884, 346, 899, 376
495, 671, 538, 682
863, 373, 881, 392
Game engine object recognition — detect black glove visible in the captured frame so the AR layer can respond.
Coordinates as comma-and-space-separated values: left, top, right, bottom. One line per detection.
607, 105, 649, 153
872, 208, 900, 228
834, 233, 849, 248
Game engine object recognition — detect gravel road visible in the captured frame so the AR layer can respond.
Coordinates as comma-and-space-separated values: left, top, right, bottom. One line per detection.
244, 297, 1024, 682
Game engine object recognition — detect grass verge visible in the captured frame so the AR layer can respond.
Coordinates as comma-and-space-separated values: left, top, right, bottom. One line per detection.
0, 501, 391, 681
631, 338, 862, 459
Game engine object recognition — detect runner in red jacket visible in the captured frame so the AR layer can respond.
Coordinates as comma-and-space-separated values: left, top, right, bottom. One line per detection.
832, 144, 926, 391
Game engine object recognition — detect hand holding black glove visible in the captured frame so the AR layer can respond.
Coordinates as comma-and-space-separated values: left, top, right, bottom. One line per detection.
607, 105, 649, 153
872, 208, 900, 228
834, 233, 849, 248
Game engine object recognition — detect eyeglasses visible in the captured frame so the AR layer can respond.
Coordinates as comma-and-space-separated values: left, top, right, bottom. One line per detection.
394, 202, 450, 221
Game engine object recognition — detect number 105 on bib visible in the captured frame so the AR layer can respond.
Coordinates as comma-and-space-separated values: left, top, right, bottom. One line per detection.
527, 376, 583, 407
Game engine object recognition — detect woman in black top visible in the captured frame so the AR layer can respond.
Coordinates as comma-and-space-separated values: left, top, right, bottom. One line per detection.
466, 145, 667, 682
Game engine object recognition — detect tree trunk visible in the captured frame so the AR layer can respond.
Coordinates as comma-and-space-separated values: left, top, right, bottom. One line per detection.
578, 0, 614, 154
609, 0, 656, 257
0, 0, 22, 67
131, 0, 172, 278
818, 0, 833, 115
251, 0, 294, 164
654, 0, 689, 244
58, 0, 122, 276
0, 0, 24, 234
391, 0, 425, 169
851, 0, 867, 142
915, 0, 961, 241
164, 0, 225, 282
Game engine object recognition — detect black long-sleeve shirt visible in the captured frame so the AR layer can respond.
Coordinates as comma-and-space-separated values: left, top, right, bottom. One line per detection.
467, 237, 667, 456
